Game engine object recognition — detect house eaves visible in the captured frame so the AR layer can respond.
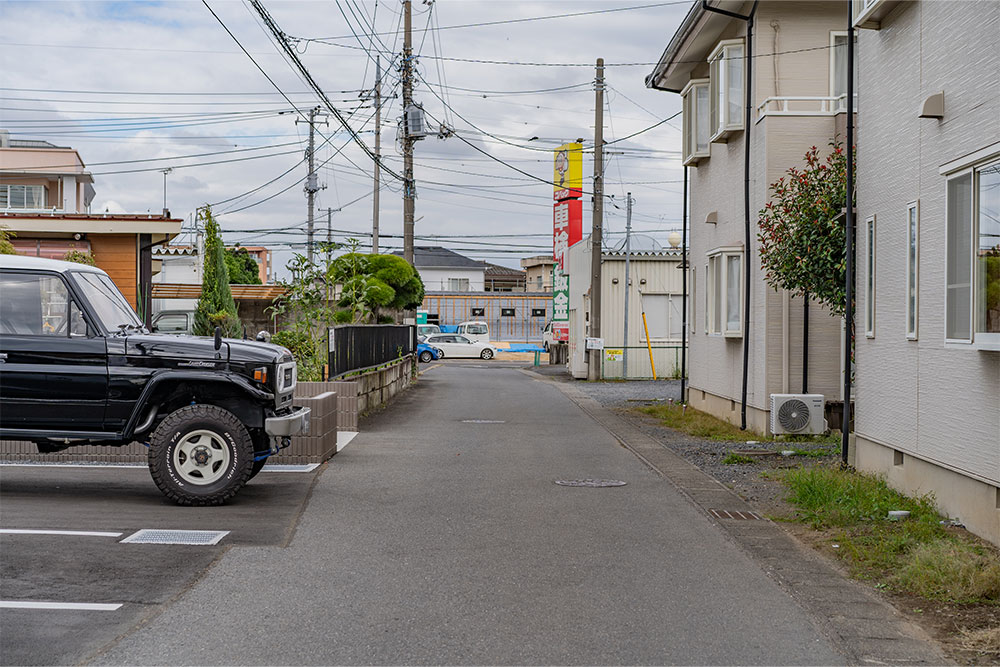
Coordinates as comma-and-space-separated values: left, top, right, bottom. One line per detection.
645, 0, 751, 92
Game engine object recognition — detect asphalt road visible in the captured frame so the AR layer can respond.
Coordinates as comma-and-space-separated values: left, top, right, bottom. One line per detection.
80, 364, 843, 665
0, 464, 316, 666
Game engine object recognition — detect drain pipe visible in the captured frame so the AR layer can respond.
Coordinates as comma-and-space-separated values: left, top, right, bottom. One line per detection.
701, 0, 758, 430
841, 3, 856, 466
803, 291, 809, 393
681, 166, 688, 403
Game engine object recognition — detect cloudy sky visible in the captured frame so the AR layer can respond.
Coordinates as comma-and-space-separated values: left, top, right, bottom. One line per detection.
0, 0, 690, 275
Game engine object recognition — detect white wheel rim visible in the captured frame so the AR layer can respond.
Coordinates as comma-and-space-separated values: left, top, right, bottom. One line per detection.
173, 429, 231, 485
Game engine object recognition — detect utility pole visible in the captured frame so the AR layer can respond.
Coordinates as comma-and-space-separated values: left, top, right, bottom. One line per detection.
401, 0, 415, 265
326, 207, 333, 263
623, 192, 632, 380
372, 57, 382, 254
588, 58, 605, 381
298, 106, 326, 264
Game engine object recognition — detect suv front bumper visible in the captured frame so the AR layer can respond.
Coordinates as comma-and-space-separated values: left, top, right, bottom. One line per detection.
264, 405, 311, 437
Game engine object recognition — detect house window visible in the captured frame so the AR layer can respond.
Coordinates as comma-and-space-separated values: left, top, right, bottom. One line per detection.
681, 79, 710, 165
501, 308, 515, 317
640, 293, 683, 341
531, 308, 546, 317
865, 216, 876, 338
470, 307, 485, 317
830, 32, 857, 112
708, 40, 744, 142
448, 277, 470, 291
946, 159, 1000, 345
706, 248, 743, 336
906, 202, 919, 340
0, 184, 47, 210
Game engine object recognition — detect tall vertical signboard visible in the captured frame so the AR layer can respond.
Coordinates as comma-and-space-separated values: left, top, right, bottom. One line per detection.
552, 143, 583, 342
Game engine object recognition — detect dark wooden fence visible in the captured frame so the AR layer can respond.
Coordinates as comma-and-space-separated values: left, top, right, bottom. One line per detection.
328, 324, 414, 378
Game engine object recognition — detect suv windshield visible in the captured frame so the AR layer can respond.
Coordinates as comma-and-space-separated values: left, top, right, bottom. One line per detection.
72, 271, 143, 333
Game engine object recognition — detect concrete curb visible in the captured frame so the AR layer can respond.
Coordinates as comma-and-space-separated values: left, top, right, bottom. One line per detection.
527, 370, 951, 667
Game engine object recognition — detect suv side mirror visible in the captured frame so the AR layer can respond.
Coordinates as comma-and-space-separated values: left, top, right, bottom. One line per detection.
214, 326, 222, 351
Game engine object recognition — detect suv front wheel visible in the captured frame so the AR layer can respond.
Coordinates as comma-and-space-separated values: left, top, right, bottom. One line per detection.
148, 404, 255, 506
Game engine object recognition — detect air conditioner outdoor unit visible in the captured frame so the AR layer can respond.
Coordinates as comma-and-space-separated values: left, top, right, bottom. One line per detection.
770, 394, 827, 435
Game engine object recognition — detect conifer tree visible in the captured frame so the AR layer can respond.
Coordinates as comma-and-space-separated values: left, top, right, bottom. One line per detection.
193, 206, 242, 337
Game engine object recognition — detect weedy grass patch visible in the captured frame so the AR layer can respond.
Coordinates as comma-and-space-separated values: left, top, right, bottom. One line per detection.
781, 464, 1000, 604
638, 403, 838, 447
638, 403, 749, 441
722, 452, 755, 465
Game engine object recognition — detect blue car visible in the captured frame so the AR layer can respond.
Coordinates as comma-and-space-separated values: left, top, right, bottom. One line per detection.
417, 342, 442, 363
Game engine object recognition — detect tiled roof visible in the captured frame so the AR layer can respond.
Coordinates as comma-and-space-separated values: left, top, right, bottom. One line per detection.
393, 246, 485, 269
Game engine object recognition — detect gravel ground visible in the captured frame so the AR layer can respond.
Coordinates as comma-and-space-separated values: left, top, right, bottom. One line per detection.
565, 376, 836, 515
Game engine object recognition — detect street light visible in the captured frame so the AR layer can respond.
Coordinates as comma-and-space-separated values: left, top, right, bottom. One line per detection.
160, 168, 172, 216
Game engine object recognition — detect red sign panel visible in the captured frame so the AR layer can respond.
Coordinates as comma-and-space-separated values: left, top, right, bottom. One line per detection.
552, 198, 582, 271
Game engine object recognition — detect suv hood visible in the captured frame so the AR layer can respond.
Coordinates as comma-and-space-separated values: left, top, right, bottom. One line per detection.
124, 333, 293, 364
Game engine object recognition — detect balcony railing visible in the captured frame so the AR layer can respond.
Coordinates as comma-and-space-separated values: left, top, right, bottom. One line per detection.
756, 95, 856, 121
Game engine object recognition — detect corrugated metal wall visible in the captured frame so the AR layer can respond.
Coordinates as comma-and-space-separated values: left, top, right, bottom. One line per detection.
421, 292, 552, 341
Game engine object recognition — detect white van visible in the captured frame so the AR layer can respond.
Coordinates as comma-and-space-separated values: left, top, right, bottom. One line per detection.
456, 321, 490, 343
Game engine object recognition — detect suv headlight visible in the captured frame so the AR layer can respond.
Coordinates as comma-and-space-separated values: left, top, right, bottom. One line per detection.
276, 361, 297, 393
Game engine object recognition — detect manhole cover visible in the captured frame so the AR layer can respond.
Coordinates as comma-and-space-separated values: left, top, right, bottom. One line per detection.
460, 419, 506, 424
554, 479, 627, 488
119, 529, 229, 545
708, 509, 763, 521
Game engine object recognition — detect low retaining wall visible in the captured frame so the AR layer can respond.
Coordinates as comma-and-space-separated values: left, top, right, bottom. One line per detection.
0, 356, 415, 465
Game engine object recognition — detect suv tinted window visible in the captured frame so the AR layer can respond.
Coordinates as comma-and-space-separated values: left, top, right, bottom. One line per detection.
0, 272, 80, 336
73, 272, 141, 332
466, 324, 487, 334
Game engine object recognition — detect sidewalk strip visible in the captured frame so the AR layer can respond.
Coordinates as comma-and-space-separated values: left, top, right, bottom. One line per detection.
0, 529, 123, 537
0, 601, 122, 611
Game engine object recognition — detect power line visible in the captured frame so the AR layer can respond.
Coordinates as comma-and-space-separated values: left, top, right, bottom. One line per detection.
306, 2, 690, 41
243, 0, 405, 182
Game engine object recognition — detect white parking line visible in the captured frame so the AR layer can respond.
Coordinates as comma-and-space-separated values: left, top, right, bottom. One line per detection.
0, 529, 123, 537
0, 601, 122, 611
0, 462, 146, 468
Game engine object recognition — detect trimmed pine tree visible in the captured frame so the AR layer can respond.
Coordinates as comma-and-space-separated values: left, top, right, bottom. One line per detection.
193, 206, 243, 337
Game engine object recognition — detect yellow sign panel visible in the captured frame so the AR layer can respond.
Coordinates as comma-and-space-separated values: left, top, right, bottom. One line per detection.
604, 348, 623, 362
553, 142, 583, 200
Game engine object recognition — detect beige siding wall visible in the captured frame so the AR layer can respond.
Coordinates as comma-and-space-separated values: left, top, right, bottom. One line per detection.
687, 3, 846, 431
855, 0, 1000, 515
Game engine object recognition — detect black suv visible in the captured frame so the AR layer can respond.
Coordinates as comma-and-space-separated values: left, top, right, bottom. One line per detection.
0, 255, 310, 505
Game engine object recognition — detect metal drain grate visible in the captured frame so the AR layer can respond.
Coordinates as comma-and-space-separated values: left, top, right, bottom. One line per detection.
119, 529, 230, 545
554, 479, 627, 488
460, 419, 506, 424
708, 509, 763, 521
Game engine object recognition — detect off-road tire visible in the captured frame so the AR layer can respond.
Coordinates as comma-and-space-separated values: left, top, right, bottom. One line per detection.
148, 404, 254, 506
248, 429, 269, 480
419, 350, 433, 363
480, 349, 494, 360
249, 458, 268, 479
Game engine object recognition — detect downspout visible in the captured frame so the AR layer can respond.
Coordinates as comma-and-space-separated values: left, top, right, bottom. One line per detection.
803, 291, 809, 393
681, 166, 688, 403
841, 2, 856, 466
701, 0, 758, 430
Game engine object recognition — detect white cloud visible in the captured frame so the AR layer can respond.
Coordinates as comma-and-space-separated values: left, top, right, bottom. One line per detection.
1, 0, 687, 275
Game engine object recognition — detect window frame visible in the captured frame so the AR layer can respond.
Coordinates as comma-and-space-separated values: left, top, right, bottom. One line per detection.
944, 155, 1000, 349
906, 201, 919, 340
0, 184, 48, 210
865, 215, 876, 338
680, 78, 711, 165
708, 39, 745, 142
706, 246, 744, 337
